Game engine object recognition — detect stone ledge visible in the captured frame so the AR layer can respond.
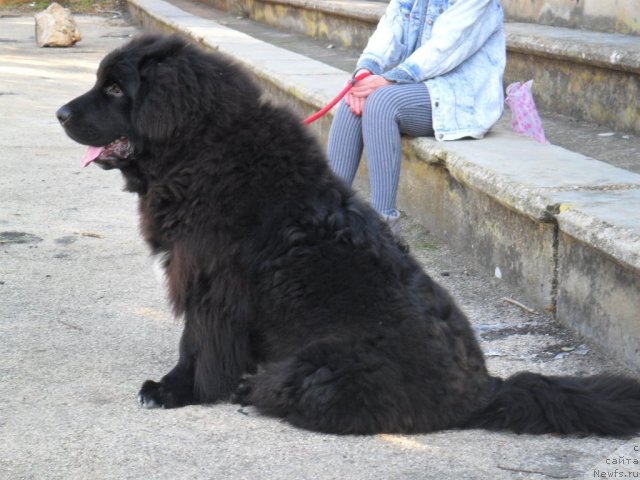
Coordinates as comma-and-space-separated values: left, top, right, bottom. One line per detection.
505, 23, 640, 75
259, 0, 385, 23
126, 0, 640, 370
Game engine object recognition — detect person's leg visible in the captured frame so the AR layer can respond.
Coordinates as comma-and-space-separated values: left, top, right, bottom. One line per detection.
361, 83, 434, 217
326, 100, 364, 185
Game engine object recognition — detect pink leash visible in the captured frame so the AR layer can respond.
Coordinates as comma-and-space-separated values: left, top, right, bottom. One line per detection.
303, 72, 371, 125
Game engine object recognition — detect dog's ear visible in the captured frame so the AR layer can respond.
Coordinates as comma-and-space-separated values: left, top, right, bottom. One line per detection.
132, 59, 190, 141
131, 37, 205, 142
128, 35, 261, 142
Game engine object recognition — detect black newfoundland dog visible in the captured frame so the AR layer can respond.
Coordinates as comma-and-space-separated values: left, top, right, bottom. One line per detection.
57, 34, 640, 436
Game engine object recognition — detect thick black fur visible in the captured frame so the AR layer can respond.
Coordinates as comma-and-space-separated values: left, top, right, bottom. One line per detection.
57, 34, 640, 436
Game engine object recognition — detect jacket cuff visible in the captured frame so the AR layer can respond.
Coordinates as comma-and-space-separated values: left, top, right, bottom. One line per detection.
381, 67, 416, 84
355, 58, 383, 76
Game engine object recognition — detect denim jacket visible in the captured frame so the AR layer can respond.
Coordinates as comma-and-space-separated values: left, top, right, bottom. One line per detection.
356, 0, 506, 141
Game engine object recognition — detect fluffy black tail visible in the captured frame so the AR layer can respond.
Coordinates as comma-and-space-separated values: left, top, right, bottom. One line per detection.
468, 372, 640, 436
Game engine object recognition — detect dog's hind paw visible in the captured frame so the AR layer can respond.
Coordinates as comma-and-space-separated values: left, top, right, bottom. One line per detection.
230, 378, 253, 405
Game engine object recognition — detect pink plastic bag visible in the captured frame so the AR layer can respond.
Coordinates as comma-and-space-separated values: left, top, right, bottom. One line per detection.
505, 80, 549, 144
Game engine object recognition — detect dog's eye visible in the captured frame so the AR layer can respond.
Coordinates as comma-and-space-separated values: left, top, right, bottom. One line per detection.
104, 83, 124, 97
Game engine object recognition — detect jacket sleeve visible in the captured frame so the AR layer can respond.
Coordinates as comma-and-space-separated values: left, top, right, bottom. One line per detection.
382, 0, 503, 83
355, 0, 405, 75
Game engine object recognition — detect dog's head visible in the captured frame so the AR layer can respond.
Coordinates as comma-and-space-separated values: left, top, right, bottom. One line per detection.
56, 34, 261, 170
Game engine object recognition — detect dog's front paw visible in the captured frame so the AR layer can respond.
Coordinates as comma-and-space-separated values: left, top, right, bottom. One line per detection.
138, 379, 197, 408
138, 380, 174, 409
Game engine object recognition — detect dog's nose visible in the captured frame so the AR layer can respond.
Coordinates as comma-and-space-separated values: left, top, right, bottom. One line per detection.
56, 105, 71, 125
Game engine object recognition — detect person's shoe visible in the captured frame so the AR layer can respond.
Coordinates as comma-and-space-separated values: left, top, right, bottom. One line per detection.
381, 211, 402, 236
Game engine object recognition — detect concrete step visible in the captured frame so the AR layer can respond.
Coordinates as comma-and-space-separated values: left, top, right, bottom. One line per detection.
125, 0, 640, 371
501, 0, 640, 37
199, 0, 640, 136
504, 23, 640, 135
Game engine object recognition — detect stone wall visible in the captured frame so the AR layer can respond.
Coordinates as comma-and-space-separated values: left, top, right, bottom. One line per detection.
502, 0, 640, 36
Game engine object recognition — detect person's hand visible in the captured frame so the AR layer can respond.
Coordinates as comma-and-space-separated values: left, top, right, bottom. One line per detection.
345, 91, 367, 116
351, 74, 393, 97
345, 73, 393, 116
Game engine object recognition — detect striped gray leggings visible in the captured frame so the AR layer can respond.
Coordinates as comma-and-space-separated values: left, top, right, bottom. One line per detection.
327, 82, 434, 217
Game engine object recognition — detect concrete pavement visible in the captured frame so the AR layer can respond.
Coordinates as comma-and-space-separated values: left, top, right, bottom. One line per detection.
1, 13, 639, 480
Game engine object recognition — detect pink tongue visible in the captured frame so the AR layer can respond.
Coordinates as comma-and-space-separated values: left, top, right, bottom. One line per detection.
81, 146, 105, 168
